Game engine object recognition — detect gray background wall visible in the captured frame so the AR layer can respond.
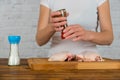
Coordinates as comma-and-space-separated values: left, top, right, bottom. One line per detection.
0, 0, 120, 59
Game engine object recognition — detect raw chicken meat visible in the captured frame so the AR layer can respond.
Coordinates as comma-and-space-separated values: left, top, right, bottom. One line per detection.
75, 54, 84, 62
48, 51, 104, 62
76, 51, 104, 62
48, 51, 76, 61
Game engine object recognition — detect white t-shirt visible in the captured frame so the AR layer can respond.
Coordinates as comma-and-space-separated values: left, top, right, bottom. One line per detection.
40, 0, 107, 56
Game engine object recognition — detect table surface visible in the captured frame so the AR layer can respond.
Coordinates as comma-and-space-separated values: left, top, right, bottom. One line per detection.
0, 58, 120, 80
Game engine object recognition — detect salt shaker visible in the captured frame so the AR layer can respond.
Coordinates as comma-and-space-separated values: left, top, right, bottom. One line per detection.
8, 36, 21, 66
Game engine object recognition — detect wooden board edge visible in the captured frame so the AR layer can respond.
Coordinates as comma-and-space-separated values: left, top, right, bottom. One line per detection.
27, 58, 120, 70
77, 61, 120, 69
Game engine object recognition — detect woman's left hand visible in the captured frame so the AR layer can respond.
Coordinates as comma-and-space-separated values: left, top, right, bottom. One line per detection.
63, 24, 91, 41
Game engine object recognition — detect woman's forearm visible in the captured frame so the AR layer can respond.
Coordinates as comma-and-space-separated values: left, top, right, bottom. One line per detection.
36, 25, 55, 46
88, 30, 114, 45
36, 5, 54, 46
90, 0, 113, 45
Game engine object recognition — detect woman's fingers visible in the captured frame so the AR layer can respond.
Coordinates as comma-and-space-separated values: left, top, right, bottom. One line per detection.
50, 17, 67, 23
55, 27, 64, 32
50, 11, 68, 32
51, 11, 69, 18
50, 11, 67, 23
54, 21, 67, 31
63, 25, 85, 41
52, 20, 67, 27
51, 11, 61, 17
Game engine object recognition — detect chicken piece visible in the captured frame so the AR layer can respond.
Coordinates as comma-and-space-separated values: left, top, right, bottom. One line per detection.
75, 54, 84, 62
76, 51, 104, 62
48, 51, 76, 61
48, 51, 104, 62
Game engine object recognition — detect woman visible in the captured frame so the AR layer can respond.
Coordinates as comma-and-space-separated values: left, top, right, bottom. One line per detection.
36, 0, 113, 60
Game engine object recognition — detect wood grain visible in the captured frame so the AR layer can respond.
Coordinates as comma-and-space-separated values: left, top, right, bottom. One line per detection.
28, 58, 120, 70
0, 58, 120, 80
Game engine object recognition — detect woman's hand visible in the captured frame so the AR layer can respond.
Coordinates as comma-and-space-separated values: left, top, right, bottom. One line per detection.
49, 11, 68, 32
63, 24, 92, 41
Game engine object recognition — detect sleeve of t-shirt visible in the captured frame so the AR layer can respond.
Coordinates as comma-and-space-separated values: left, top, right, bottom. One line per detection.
97, 0, 107, 7
40, 0, 49, 8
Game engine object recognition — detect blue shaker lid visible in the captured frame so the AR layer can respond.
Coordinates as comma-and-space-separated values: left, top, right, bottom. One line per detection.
8, 36, 21, 44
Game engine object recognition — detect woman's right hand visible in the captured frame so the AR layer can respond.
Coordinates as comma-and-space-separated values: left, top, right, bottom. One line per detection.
49, 11, 68, 32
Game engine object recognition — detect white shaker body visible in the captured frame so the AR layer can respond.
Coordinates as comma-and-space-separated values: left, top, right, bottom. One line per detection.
8, 44, 20, 65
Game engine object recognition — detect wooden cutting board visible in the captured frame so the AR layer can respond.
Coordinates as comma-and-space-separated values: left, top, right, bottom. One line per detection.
27, 58, 120, 70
